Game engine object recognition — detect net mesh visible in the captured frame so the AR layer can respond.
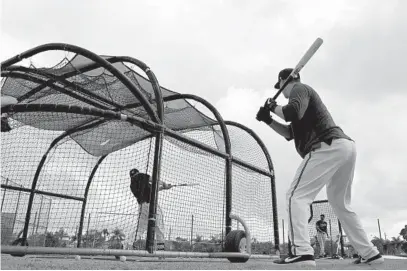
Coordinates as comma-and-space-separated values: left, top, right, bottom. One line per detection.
1, 51, 276, 254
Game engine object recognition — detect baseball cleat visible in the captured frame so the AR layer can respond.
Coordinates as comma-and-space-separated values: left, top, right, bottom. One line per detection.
353, 254, 384, 265
274, 254, 316, 268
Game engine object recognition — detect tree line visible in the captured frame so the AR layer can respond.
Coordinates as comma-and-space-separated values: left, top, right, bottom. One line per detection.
4, 224, 406, 255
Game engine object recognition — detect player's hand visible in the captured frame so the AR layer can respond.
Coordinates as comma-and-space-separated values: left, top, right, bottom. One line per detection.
264, 98, 278, 112
256, 107, 273, 125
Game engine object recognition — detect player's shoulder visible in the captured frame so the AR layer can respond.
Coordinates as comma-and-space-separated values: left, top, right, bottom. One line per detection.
290, 82, 313, 97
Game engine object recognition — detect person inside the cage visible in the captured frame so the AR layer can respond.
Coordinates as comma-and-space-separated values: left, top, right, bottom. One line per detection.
129, 168, 173, 250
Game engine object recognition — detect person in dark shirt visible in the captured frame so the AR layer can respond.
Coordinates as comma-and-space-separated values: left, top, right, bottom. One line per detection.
315, 214, 328, 258
256, 68, 383, 266
129, 169, 173, 250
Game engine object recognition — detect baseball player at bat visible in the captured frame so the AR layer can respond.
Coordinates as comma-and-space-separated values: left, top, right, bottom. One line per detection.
129, 168, 172, 249
257, 69, 383, 266
129, 169, 198, 249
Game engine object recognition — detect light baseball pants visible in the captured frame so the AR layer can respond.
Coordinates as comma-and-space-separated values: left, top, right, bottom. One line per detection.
316, 231, 327, 256
286, 138, 379, 259
135, 203, 165, 242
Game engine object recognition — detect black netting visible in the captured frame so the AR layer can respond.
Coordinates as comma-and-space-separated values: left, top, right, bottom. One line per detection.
1, 77, 41, 99
1, 49, 277, 255
5, 112, 152, 157
70, 120, 151, 157
9, 111, 98, 132
2, 54, 218, 135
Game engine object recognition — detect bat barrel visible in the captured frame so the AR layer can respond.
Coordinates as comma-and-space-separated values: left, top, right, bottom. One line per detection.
272, 37, 323, 100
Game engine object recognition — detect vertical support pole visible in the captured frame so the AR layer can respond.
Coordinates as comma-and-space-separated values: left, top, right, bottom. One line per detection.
143, 65, 165, 254
44, 199, 52, 247
282, 219, 285, 253
75, 226, 78, 245
85, 213, 91, 247
190, 215, 194, 247
338, 220, 345, 257
146, 131, 164, 253
35, 195, 44, 235
22, 152, 50, 245
1, 178, 9, 212
32, 211, 38, 236
329, 219, 333, 257
77, 156, 106, 248
45, 199, 51, 233
44, 198, 52, 247
377, 219, 382, 240
11, 188, 22, 238
87, 213, 91, 235
271, 174, 280, 252
92, 213, 98, 248
225, 157, 232, 236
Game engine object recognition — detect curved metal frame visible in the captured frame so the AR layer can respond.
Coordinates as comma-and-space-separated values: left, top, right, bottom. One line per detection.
0, 43, 160, 123
224, 121, 279, 252
112, 56, 165, 253
1, 43, 279, 257
2, 102, 277, 256
17, 120, 104, 244
2, 45, 166, 252
3, 66, 127, 110
77, 155, 107, 248
2, 71, 113, 110
164, 94, 233, 235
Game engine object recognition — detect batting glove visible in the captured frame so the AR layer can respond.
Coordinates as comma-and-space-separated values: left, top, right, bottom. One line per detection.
256, 106, 273, 125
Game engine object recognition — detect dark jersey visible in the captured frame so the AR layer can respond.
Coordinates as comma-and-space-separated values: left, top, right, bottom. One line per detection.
130, 173, 151, 204
282, 83, 352, 158
316, 220, 328, 233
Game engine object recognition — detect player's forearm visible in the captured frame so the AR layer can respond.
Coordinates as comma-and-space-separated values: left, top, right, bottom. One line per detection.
273, 105, 286, 121
268, 119, 291, 139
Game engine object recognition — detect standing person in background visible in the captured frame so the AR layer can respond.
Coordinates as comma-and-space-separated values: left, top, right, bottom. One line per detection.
316, 214, 328, 258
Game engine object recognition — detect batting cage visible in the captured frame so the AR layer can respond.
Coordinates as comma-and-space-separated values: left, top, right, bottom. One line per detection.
1, 44, 279, 262
308, 200, 345, 258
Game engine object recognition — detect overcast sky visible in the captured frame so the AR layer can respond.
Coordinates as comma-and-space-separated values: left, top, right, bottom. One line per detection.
1, 0, 406, 240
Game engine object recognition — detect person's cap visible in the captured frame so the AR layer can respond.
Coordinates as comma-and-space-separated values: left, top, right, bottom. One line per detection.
274, 68, 300, 89
129, 168, 139, 177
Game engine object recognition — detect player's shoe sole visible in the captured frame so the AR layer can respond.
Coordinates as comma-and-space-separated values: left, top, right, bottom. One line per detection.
274, 255, 316, 269
353, 254, 384, 265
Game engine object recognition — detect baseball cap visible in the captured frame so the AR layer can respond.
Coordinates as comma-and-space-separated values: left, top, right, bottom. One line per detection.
129, 168, 139, 177
274, 68, 300, 89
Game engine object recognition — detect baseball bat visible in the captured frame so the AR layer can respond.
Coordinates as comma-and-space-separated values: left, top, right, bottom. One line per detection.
272, 37, 324, 100
171, 183, 200, 188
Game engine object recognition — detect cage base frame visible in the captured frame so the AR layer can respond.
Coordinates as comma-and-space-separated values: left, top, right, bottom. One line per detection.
1, 246, 278, 260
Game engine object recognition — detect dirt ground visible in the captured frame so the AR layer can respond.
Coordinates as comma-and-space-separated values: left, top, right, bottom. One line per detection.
1, 254, 406, 270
